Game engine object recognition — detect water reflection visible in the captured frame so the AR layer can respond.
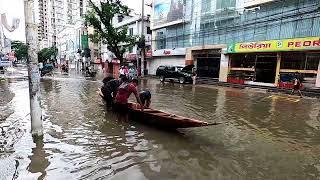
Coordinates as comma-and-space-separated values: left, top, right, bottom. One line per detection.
28, 137, 50, 180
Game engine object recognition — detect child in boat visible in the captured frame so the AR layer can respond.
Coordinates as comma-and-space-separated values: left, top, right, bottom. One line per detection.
139, 90, 151, 108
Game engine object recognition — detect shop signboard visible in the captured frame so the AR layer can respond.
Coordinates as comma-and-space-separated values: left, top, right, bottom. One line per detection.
126, 53, 137, 61
153, 48, 186, 57
226, 37, 320, 53
81, 35, 89, 49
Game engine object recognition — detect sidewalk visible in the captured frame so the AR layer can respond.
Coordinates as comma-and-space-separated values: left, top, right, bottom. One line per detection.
143, 75, 320, 98
195, 78, 320, 98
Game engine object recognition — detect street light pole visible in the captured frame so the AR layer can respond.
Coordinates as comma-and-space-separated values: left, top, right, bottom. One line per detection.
24, 0, 43, 137
140, 0, 145, 77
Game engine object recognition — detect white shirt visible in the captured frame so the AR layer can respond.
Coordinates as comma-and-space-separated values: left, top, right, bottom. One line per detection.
119, 68, 125, 75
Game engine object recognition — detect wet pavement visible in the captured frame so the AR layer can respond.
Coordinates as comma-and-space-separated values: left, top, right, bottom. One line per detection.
0, 73, 320, 180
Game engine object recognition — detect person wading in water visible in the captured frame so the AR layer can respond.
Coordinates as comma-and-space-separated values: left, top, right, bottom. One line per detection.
114, 78, 144, 122
101, 76, 128, 111
291, 74, 303, 97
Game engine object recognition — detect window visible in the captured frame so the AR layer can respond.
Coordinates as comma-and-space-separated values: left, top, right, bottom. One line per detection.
156, 31, 166, 49
129, 28, 133, 36
118, 15, 124, 23
201, 0, 211, 13
147, 27, 151, 34
216, 0, 236, 10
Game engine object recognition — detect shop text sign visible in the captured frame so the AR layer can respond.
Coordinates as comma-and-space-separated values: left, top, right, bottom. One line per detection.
226, 37, 320, 53
153, 48, 186, 57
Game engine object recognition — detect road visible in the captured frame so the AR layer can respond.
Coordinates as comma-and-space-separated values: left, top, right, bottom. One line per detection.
0, 73, 320, 180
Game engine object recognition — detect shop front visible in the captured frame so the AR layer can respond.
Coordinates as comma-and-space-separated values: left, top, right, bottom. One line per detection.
185, 45, 228, 82
148, 48, 186, 75
226, 37, 320, 88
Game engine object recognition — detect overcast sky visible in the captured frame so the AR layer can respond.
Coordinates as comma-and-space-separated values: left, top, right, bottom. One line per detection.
0, 0, 152, 42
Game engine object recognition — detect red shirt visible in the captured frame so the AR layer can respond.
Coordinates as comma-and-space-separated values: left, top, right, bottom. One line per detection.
115, 82, 138, 104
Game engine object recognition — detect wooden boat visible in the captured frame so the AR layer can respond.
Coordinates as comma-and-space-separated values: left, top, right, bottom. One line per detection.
97, 88, 221, 129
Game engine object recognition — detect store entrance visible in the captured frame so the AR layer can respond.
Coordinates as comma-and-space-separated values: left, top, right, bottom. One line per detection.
196, 54, 221, 78
255, 55, 277, 83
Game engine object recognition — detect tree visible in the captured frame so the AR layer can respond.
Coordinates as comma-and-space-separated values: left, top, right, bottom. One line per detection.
11, 41, 28, 61
38, 46, 57, 63
85, 0, 136, 65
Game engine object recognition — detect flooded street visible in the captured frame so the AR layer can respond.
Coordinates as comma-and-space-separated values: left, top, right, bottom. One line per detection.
1, 76, 320, 180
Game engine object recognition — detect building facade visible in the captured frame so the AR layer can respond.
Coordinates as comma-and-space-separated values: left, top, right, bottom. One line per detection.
38, 0, 98, 66
101, 14, 151, 76
38, 0, 58, 49
151, 0, 320, 88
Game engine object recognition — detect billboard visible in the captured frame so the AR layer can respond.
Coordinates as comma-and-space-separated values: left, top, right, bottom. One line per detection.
153, 0, 185, 29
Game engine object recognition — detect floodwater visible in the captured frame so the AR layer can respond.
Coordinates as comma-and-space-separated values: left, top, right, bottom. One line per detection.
1, 75, 320, 180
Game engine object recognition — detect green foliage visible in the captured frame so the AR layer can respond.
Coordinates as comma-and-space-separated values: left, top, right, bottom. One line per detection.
85, 0, 137, 64
38, 46, 58, 63
11, 41, 28, 61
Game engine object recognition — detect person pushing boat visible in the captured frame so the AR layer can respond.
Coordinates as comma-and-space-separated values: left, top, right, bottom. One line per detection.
101, 76, 128, 110
139, 90, 151, 108
114, 78, 144, 121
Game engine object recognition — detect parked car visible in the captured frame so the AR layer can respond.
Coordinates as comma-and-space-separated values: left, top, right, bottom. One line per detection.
156, 65, 194, 84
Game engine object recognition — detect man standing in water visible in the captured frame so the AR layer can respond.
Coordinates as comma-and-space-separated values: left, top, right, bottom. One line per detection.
114, 78, 144, 122
291, 74, 303, 97
101, 76, 127, 110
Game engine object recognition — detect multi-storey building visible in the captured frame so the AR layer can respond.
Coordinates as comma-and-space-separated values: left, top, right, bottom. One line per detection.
38, 0, 95, 65
38, 0, 57, 49
101, 14, 152, 75
150, 0, 320, 88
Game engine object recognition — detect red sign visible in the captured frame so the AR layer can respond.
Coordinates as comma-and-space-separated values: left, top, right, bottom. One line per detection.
146, 50, 152, 57
163, 50, 171, 55
126, 53, 137, 61
287, 40, 320, 48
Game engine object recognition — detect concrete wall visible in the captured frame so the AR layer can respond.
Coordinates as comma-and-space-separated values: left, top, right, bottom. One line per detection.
316, 62, 320, 88
219, 53, 229, 82
148, 56, 186, 75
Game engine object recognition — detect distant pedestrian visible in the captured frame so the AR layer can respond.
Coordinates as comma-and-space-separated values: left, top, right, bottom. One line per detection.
291, 76, 302, 97
124, 66, 129, 78
192, 68, 197, 85
128, 66, 137, 80
119, 66, 125, 78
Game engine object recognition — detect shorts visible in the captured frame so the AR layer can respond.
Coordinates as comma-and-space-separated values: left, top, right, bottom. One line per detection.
114, 102, 129, 114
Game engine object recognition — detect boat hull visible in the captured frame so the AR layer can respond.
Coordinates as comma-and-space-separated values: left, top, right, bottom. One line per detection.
97, 88, 218, 129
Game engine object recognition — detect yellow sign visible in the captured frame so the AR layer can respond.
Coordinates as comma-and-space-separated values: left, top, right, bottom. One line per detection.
227, 37, 320, 53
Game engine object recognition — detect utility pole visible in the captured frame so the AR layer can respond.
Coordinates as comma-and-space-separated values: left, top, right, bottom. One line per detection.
24, 0, 43, 137
140, 0, 145, 77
